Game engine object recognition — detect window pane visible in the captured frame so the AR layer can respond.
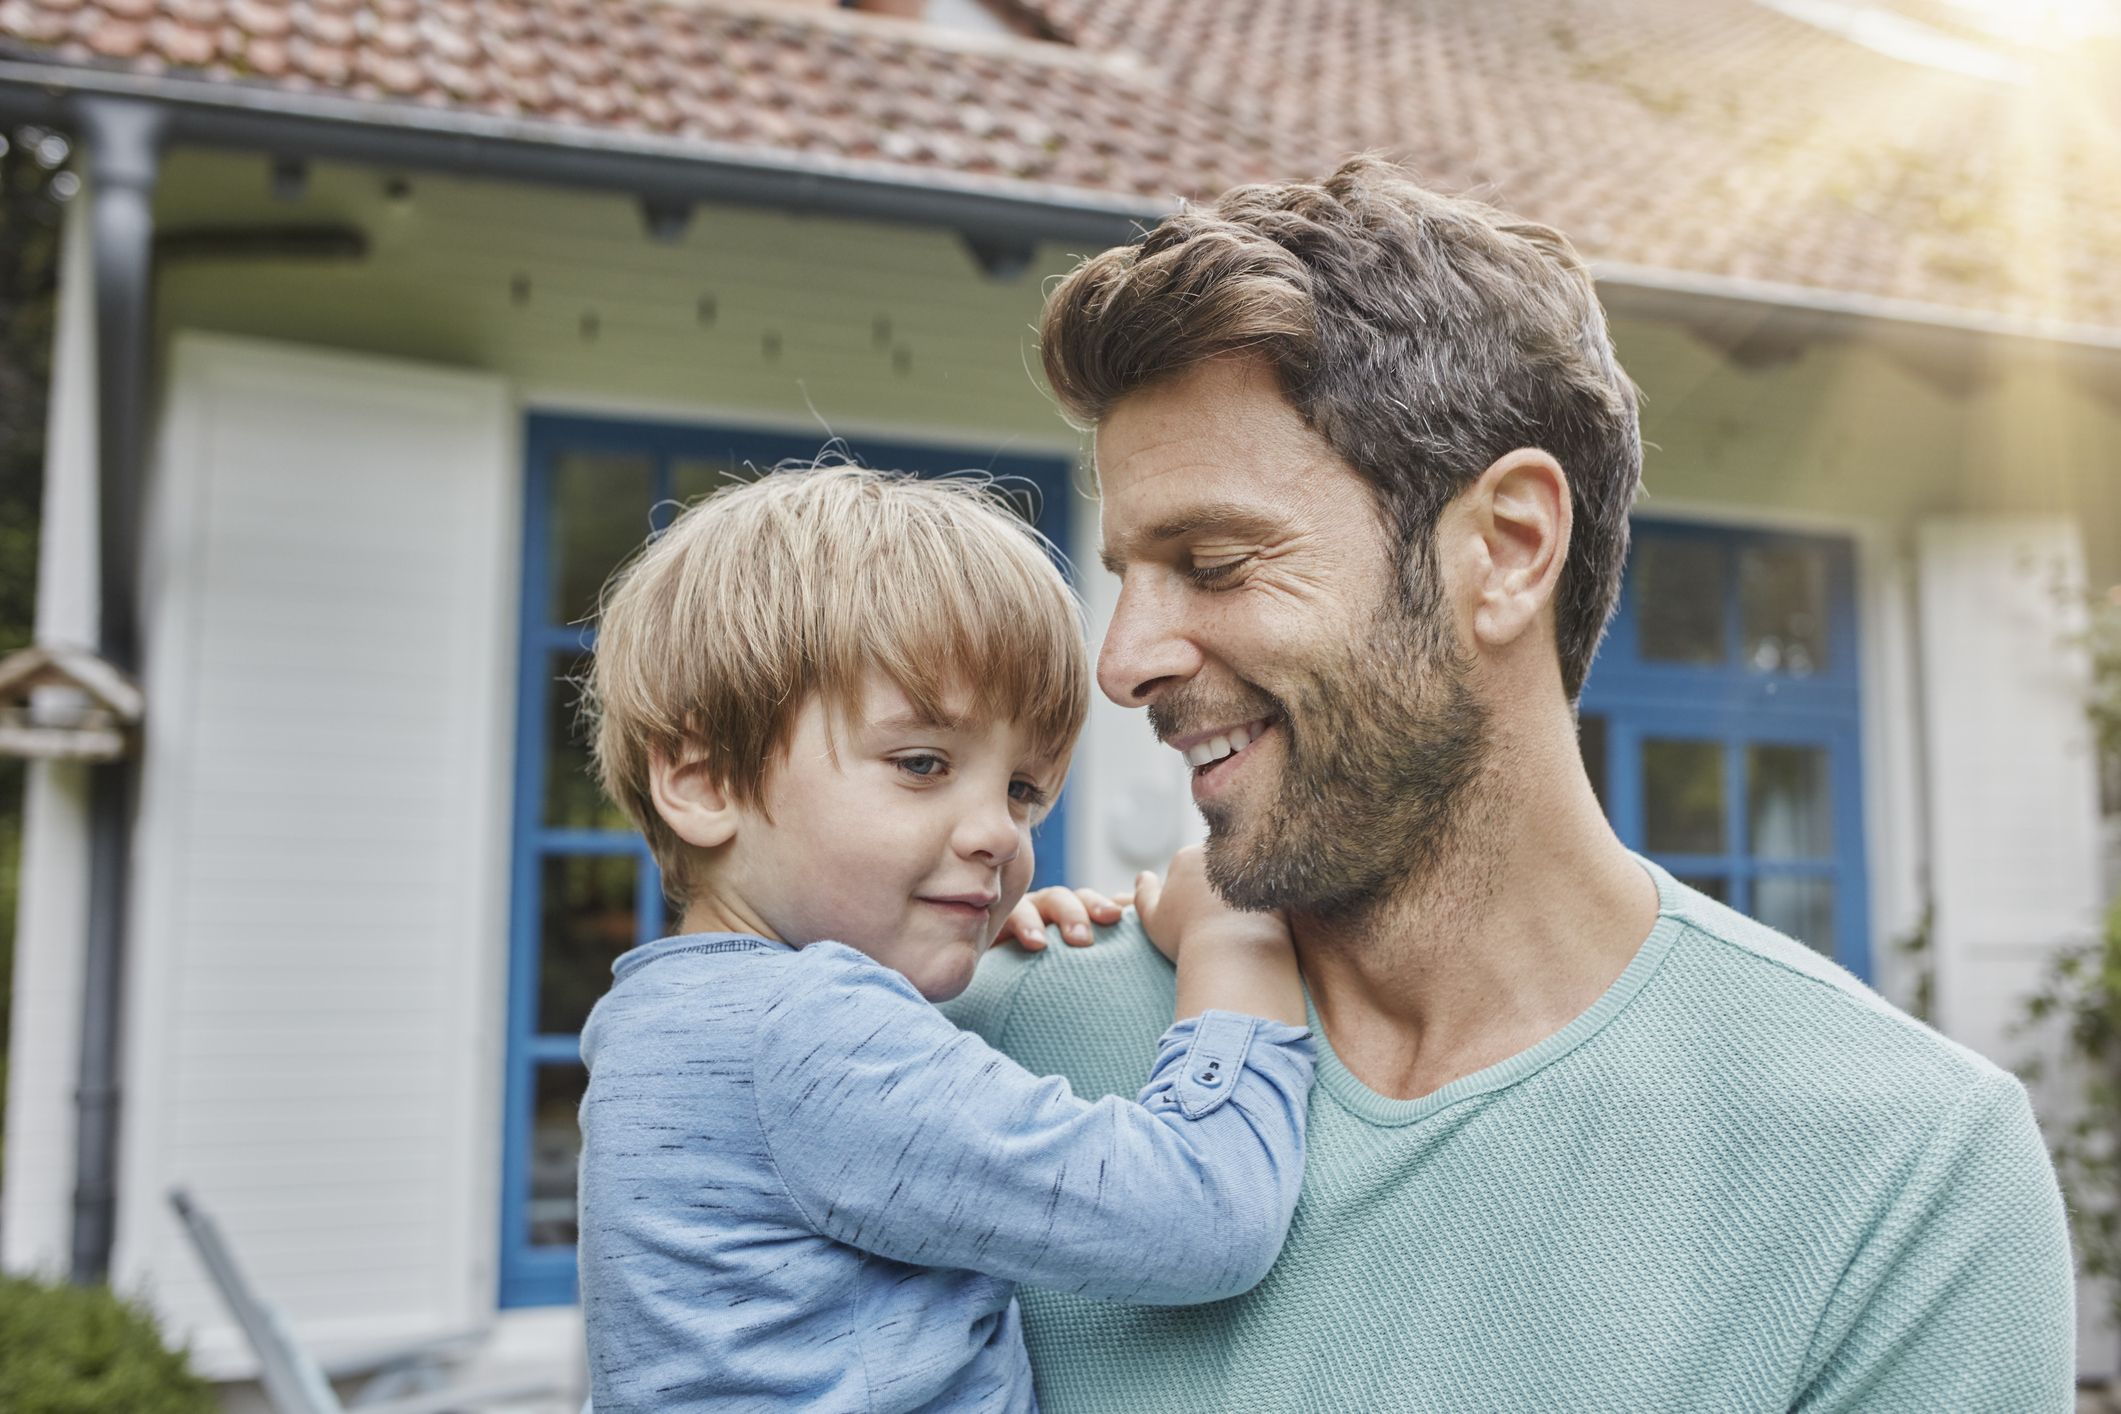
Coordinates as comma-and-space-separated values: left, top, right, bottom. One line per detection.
1578, 712, 1608, 814
540, 854, 638, 1034
1754, 876, 1835, 956
672, 456, 747, 506
546, 653, 628, 831
1676, 875, 1728, 904
1739, 543, 1828, 676
1749, 745, 1832, 859
1636, 537, 1727, 665
528, 1065, 588, 1248
552, 451, 655, 625
1643, 738, 1725, 854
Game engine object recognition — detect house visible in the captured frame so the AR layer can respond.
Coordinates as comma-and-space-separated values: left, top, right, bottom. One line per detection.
1, 0, 2116, 1403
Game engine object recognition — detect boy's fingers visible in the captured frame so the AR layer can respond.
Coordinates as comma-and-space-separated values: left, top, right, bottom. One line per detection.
1133, 870, 1162, 924
1073, 887, 1124, 923
1047, 890, 1095, 946
1000, 898, 1048, 951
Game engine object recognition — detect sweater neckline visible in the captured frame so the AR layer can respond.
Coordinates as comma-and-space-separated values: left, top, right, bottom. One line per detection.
611, 930, 787, 981
1306, 856, 1688, 1128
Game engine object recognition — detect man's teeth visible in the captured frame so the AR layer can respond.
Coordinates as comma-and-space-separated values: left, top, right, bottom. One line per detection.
1184, 720, 1266, 769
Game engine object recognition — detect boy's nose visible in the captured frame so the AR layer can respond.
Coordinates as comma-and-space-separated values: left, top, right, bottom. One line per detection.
953, 797, 1022, 865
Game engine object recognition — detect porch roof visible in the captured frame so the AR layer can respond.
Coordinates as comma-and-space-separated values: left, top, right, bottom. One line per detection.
1, 0, 2119, 341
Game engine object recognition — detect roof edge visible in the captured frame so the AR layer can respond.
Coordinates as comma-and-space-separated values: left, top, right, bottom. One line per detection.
0, 55, 1169, 247
1592, 258, 2121, 359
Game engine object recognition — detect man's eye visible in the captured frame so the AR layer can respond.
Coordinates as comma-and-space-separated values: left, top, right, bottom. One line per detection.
895, 753, 947, 779
1185, 558, 1248, 587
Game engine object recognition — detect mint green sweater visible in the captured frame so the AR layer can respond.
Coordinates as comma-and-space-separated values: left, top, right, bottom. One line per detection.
943, 861, 2074, 1412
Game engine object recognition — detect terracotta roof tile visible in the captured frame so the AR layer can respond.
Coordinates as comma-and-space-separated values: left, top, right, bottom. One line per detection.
2, 0, 2117, 332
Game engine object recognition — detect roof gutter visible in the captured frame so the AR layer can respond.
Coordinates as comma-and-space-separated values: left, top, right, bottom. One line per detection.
1592, 258, 2121, 378
0, 58, 1166, 249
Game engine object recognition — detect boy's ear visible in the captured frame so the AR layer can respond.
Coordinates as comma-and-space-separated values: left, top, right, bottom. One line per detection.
648, 749, 742, 850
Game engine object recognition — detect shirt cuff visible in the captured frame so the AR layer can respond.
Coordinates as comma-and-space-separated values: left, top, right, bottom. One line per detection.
1145, 1009, 1315, 1119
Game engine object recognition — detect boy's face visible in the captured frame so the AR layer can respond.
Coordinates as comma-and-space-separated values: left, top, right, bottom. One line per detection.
698, 674, 1062, 1002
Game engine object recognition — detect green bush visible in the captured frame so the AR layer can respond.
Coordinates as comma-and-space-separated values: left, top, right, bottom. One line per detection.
0, 1273, 218, 1414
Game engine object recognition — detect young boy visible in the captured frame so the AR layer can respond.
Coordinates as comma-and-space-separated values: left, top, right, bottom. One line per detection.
576, 465, 1314, 1413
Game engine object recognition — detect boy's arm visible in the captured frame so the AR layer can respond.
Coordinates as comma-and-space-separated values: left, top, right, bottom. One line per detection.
753, 944, 1312, 1306
1791, 1072, 2075, 1413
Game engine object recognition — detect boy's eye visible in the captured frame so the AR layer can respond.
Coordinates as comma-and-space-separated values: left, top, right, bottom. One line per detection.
895, 753, 948, 780
1008, 778, 1050, 808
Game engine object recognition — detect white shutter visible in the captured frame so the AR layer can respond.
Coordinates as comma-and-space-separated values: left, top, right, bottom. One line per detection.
113, 333, 517, 1375
1916, 515, 2111, 1372
1917, 516, 2105, 1064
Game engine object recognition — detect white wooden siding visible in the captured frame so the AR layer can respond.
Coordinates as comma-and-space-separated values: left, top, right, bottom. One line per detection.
110, 334, 517, 1375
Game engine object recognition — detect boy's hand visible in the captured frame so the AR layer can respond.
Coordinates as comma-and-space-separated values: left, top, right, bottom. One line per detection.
995, 885, 1133, 952
1136, 845, 1290, 964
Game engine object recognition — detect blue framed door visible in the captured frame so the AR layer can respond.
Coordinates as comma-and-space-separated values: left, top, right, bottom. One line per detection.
1580, 521, 1870, 978
499, 413, 1077, 1308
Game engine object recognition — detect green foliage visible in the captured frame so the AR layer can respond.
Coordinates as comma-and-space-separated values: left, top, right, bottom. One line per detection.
1894, 901, 1935, 1024
0, 1274, 217, 1413
2021, 901, 2121, 1318
2019, 590, 2121, 1324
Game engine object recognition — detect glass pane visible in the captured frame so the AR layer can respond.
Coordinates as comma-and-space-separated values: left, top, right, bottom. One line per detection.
673, 456, 747, 506
1643, 738, 1725, 854
1676, 875, 1728, 904
1754, 876, 1835, 956
546, 653, 628, 830
1748, 745, 1832, 859
539, 853, 638, 1034
1636, 537, 1727, 666
1739, 543, 1828, 676
552, 451, 655, 625
1578, 712, 1608, 813
528, 1064, 588, 1247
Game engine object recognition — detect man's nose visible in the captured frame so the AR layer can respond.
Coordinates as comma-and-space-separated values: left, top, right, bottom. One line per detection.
1097, 575, 1204, 707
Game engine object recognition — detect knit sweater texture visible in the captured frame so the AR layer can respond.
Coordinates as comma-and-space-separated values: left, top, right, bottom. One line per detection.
942, 859, 2075, 1413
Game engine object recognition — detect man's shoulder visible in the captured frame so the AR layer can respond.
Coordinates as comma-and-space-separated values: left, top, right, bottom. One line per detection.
944, 914, 1178, 1098
1652, 881, 2018, 1131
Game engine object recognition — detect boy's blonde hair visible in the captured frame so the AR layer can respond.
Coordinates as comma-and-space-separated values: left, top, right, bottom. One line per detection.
586, 463, 1089, 904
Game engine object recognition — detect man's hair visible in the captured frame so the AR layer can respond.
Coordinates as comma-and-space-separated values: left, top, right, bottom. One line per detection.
586, 463, 1089, 904
1040, 153, 1642, 701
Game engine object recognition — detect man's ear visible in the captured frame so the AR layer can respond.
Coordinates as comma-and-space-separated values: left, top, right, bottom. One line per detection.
1464, 447, 1571, 651
648, 749, 742, 851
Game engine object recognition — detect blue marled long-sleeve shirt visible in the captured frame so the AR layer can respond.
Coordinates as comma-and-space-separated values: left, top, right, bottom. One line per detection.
577, 932, 1315, 1413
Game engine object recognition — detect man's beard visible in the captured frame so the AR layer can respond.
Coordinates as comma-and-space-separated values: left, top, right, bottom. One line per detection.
1152, 596, 1491, 919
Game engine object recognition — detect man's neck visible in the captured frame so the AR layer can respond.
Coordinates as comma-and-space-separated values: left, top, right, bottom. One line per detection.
1291, 717, 1660, 1102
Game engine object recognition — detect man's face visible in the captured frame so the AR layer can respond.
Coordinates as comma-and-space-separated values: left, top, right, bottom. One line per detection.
1095, 357, 1490, 915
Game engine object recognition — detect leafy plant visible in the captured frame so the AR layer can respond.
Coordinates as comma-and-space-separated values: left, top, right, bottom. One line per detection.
2018, 587, 2121, 1324
0, 1274, 217, 1413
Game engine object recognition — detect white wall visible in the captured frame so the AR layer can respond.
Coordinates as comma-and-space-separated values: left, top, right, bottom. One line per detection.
107, 334, 517, 1376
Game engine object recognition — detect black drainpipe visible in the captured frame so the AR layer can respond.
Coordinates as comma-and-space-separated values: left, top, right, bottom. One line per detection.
68, 95, 165, 1287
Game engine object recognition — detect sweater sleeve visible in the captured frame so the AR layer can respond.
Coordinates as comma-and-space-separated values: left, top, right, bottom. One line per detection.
1791, 1071, 2076, 1413
752, 943, 1314, 1306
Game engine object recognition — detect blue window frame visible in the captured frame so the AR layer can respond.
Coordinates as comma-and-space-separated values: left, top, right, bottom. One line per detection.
499, 412, 1077, 1308
1579, 520, 1870, 978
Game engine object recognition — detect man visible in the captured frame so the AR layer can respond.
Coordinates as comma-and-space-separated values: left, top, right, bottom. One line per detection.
952, 156, 2074, 1412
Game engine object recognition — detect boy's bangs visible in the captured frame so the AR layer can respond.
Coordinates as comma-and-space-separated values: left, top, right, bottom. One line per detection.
818, 514, 1088, 770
